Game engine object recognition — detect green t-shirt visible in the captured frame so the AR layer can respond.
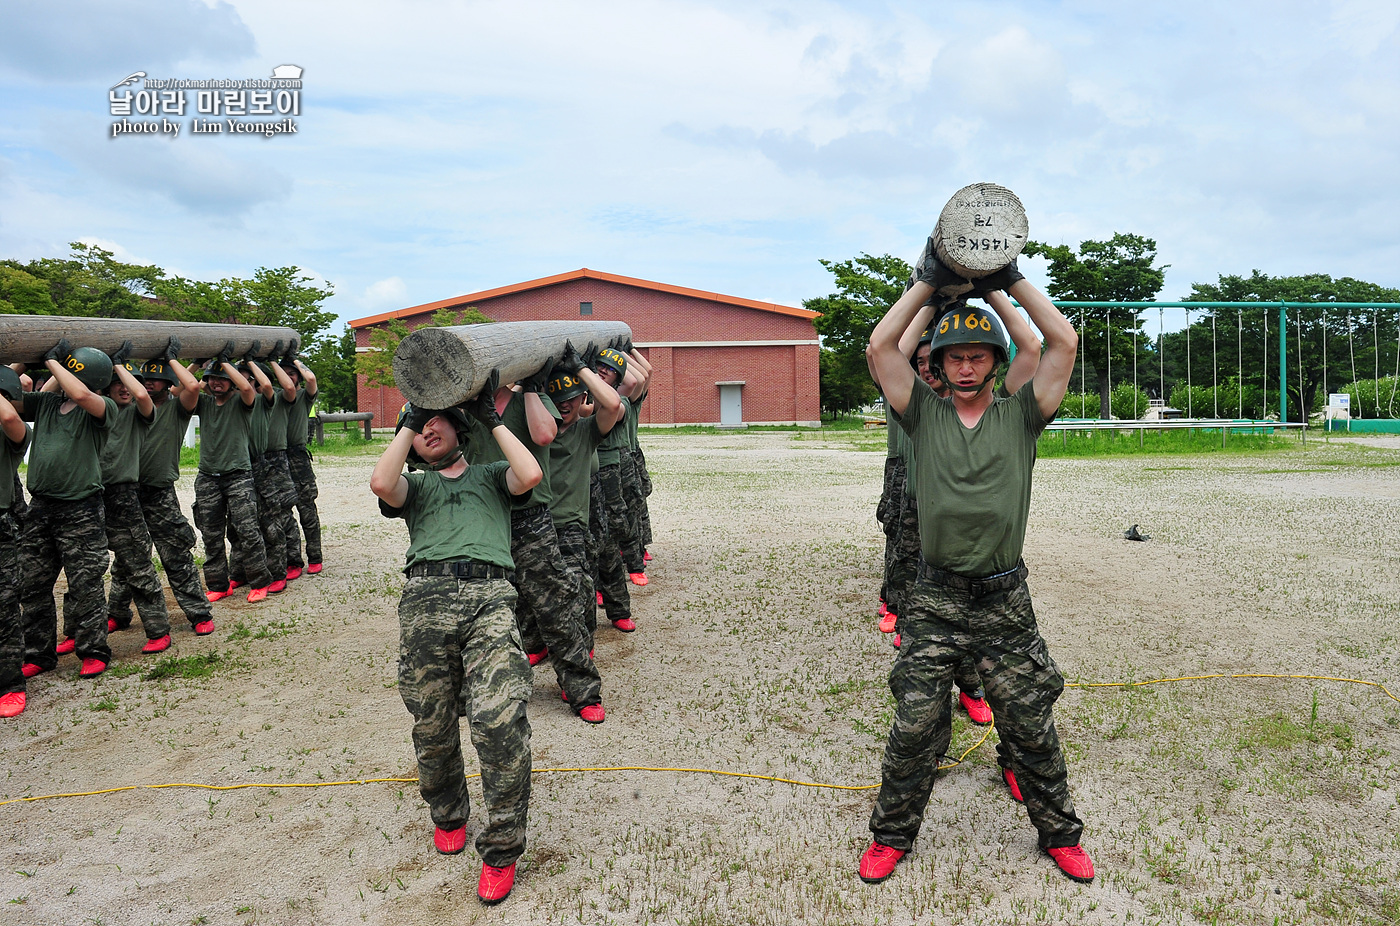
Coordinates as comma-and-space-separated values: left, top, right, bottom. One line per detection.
140, 398, 194, 488
382, 461, 518, 570
23, 392, 117, 501
894, 377, 1049, 576
197, 392, 255, 474
597, 397, 631, 466
464, 391, 560, 511
248, 393, 271, 457
0, 427, 32, 509
265, 392, 292, 452
100, 402, 154, 486
626, 392, 645, 450
286, 389, 314, 448
548, 416, 606, 528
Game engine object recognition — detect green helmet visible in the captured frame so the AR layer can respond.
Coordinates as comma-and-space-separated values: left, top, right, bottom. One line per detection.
65, 347, 114, 393
395, 403, 470, 469
0, 366, 21, 402
928, 304, 1010, 393
201, 359, 231, 381
595, 347, 628, 379
546, 371, 587, 403
142, 359, 179, 385
111, 359, 146, 387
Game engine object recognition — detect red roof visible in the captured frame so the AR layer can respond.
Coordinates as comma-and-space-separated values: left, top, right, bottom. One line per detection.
348, 267, 818, 328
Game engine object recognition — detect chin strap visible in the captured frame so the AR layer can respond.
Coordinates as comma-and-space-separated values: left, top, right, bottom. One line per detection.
935, 362, 998, 396
419, 448, 464, 471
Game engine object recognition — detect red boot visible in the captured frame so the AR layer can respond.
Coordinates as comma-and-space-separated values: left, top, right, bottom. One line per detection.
55, 637, 76, 655
629, 572, 648, 587
858, 842, 906, 884
527, 649, 548, 667
477, 862, 516, 905
1046, 844, 1095, 883
959, 691, 993, 725
0, 692, 26, 718
878, 609, 897, 634
434, 825, 466, 855
141, 635, 172, 654
1002, 767, 1024, 802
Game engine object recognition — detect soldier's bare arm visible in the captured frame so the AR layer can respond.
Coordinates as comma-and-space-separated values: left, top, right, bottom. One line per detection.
578, 366, 624, 434
370, 427, 414, 508
113, 360, 154, 418
1007, 279, 1076, 417
45, 357, 109, 419
867, 281, 934, 416
0, 393, 26, 444
984, 290, 1042, 395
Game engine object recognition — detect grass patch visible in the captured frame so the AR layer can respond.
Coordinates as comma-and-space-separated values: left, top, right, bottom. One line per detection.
227, 617, 300, 641
141, 650, 232, 681
1037, 428, 1295, 457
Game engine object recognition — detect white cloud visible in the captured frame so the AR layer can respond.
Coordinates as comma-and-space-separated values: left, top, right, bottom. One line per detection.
363, 276, 407, 310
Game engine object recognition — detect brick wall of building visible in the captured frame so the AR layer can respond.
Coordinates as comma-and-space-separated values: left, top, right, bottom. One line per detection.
354, 273, 821, 426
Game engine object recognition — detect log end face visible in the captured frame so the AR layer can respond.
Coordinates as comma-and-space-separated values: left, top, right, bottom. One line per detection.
934, 182, 1029, 278
393, 327, 477, 408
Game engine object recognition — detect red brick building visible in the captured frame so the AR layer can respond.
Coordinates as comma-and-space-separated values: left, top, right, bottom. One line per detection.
349, 269, 822, 427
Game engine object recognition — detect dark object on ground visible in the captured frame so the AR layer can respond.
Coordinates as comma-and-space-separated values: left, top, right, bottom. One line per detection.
1123, 524, 1150, 542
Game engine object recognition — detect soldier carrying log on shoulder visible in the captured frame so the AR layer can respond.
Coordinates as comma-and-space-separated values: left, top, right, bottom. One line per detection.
859, 247, 1095, 886
0, 367, 33, 717
370, 383, 542, 906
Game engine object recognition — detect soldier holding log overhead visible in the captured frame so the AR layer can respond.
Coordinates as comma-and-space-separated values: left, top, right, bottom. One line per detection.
370, 388, 542, 907
81, 346, 174, 655
544, 342, 625, 722
859, 238, 1095, 885
228, 349, 294, 595
0, 367, 33, 717
194, 343, 276, 604
16, 341, 118, 680
615, 346, 653, 585
592, 346, 650, 631
281, 344, 323, 577
110, 346, 215, 635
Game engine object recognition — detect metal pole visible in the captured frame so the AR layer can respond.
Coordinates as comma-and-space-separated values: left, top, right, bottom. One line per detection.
1279, 304, 1288, 424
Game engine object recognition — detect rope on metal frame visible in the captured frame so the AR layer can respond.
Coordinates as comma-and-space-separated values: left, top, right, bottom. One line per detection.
1348, 310, 1359, 418
1159, 307, 1165, 404
1106, 306, 1112, 419
1390, 310, 1400, 419
1133, 308, 1139, 418
1185, 308, 1193, 417
1237, 309, 1244, 418
1374, 310, 1382, 416
1322, 307, 1328, 405
1296, 311, 1304, 422
1212, 309, 1219, 418
1263, 309, 1269, 418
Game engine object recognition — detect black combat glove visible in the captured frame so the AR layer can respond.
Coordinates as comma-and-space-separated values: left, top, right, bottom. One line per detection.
162, 337, 181, 361
555, 340, 584, 376
270, 339, 285, 360
109, 339, 134, 366
912, 237, 974, 305
468, 371, 503, 430
621, 338, 634, 355
283, 340, 300, 364
969, 258, 1026, 299
581, 341, 600, 371
215, 340, 236, 366
243, 340, 262, 365
401, 403, 434, 434
45, 338, 73, 363
521, 362, 551, 395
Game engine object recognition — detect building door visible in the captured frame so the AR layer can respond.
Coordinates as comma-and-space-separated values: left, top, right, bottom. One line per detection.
718, 382, 743, 426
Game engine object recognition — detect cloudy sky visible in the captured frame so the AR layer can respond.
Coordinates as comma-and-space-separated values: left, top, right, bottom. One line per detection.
1, 0, 1396, 329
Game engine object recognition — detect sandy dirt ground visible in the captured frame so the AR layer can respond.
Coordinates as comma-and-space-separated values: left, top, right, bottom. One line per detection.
2, 430, 1398, 926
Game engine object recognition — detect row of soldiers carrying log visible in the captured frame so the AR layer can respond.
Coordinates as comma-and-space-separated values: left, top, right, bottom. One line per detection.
0, 337, 323, 720
369, 335, 654, 905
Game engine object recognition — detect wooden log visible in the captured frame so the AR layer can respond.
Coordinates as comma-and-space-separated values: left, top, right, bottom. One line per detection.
0, 315, 303, 364
932, 183, 1029, 279
316, 411, 375, 443
393, 320, 632, 408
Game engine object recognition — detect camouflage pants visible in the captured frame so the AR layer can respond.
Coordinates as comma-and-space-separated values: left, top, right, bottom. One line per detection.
20, 493, 110, 669
620, 451, 647, 571
397, 575, 532, 867
586, 473, 606, 609
195, 470, 272, 592
0, 512, 23, 696
10, 473, 27, 527
285, 446, 322, 567
870, 569, 1084, 851
513, 506, 601, 707
595, 464, 632, 624
632, 448, 653, 549
877, 457, 905, 605
555, 519, 596, 648
253, 451, 297, 581
103, 483, 170, 639
113, 485, 212, 625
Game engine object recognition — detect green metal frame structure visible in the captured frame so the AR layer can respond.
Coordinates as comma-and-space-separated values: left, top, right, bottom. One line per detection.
1011, 300, 1400, 423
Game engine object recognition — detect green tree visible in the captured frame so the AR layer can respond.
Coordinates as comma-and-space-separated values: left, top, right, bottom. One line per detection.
308, 324, 358, 412
1164, 272, 1400, 421
0, 265, 57, 314
1023, 233, 1166, 418
805, 253, 907, 415
354, 305, 495, 391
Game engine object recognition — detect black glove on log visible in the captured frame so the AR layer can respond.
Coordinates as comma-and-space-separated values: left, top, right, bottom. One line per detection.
109, 340, 134, 366
45, 338, 73, 363
969, 258, 1026, 298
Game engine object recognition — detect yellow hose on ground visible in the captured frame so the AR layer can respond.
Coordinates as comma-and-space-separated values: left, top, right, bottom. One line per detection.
1, 672, 1394, 808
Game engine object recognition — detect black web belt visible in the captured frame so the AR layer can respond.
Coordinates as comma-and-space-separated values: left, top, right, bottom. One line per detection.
405, 560, 514, 582
917, 558, 1027, 595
